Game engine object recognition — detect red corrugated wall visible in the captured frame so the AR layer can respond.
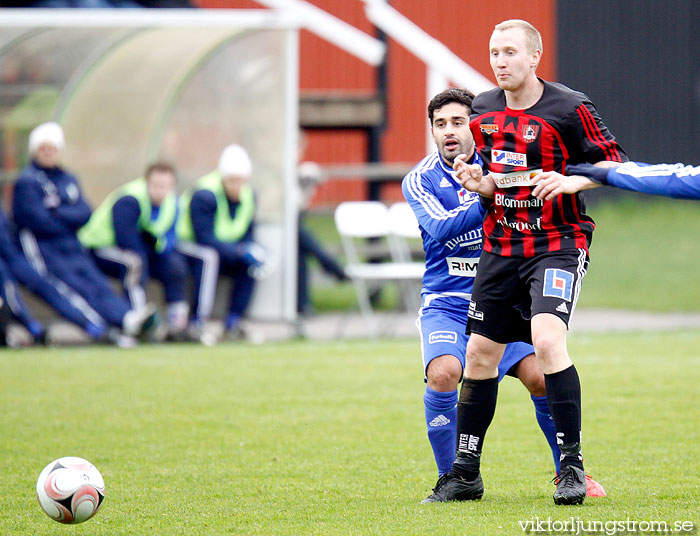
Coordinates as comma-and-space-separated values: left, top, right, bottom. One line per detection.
194, 0, 556, 205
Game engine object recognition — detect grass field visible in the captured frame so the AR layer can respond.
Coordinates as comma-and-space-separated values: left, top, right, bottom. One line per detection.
2, 332, 699, 535
306, 196, 700, 312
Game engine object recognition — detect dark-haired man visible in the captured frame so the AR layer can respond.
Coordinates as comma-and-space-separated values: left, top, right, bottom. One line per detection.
403, 88, 604, 502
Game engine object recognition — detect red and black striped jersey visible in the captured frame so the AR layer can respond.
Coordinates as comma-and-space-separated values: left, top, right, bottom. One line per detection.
470, 80, 627, 257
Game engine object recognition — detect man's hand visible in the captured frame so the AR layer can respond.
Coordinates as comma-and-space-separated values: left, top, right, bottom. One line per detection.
453, 154, 496, 198
530, 171, 598, 201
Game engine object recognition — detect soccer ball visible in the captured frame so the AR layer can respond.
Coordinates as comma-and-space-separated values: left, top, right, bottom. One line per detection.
36, 457, 105, 524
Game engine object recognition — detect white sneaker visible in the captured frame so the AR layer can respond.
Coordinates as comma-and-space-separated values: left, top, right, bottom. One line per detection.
107, 328, 137, 348
122, 303, 157, 336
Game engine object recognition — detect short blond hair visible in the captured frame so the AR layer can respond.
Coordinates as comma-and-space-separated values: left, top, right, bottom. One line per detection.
494, 19, 542, 55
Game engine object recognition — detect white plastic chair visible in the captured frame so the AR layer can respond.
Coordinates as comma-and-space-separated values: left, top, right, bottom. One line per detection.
387, 202, 422, 262
334, 201, 425, 336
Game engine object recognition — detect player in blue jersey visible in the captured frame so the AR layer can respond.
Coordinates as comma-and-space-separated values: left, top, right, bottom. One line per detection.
403, 88, 604, 502
531, 161, 700, 200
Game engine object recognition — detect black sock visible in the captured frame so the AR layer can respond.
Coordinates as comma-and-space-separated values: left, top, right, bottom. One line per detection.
545, 365, 584, 470
452, 376, 498, 479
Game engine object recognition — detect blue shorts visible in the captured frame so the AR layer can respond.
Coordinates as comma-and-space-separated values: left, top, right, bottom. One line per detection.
417, 295, 535, 381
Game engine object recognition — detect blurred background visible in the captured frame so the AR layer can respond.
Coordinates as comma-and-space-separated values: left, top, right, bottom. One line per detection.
1, 0, 700, 325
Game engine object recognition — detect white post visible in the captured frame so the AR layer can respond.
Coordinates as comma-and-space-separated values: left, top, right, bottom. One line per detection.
426, 67, 449, 154
363, 0, 494, 95
255, 0, 385, 66
282, 27, 300, 321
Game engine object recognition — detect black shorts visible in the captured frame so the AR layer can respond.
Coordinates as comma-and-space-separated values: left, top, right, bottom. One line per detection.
467, 249, 589, 344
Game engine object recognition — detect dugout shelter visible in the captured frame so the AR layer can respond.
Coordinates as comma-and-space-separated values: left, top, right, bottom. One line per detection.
0, 10, 300, 322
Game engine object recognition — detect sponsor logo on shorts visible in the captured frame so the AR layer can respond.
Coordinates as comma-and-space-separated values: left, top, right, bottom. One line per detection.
491, 169, 542, 188
447, 257, 479, 277
480, 123, 499, 135
556, 302, 569, 314
522, 124, 540, 142
468, 300, 484, 321
428, 331, 458, 344
543, 268, 574, 302
492, 149, 527, 167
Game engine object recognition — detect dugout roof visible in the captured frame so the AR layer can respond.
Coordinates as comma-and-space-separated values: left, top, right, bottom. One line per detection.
0, 11, 301, 321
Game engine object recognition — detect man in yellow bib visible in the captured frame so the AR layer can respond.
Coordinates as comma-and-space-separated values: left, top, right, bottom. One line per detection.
178, 145, 266, 340
79, 162, 189, 339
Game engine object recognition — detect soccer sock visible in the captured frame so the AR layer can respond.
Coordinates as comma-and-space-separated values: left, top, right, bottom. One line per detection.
544, 365, 584, 470
423, 387, 458, 477
453, 376, 499, 480
225, 313, 241, 331
531, 395, 560, 473
86, 322, 107, 340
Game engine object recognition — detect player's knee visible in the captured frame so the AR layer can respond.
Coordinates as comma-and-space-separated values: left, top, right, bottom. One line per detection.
513, 354, 546, 396
426, 355, 462, 391
531, 329, 564, 361
465, 336, 502, 373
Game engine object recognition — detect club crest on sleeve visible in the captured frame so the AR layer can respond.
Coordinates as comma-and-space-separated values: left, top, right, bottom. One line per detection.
543, 268, 574, 302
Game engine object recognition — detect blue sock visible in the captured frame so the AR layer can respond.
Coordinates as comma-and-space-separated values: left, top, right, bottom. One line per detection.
27, 320, 44, 339
86, 322, 107, 340
532, 395, 561, 473
424, 387, 458, 476
225, 313, 241, 331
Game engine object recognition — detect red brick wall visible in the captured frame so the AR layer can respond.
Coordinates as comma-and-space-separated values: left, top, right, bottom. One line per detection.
194, 0, 556, 205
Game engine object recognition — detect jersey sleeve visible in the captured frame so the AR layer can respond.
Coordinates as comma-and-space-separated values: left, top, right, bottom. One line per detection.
52, 174, 92, 230
570, 101, 628, 164
607, 162, 700, 199
0, 208, 18, 260
12, 176, 71, 238
113, 196, 146, 252
402, 171, 485, 244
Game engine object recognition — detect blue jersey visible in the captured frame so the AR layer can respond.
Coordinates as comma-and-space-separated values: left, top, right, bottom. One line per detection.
607, 162, 700, 199
401, 151, 486, 300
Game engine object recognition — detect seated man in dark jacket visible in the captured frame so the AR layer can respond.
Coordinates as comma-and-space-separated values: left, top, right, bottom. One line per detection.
12, 122, 156, 345
177, 144, 267, 340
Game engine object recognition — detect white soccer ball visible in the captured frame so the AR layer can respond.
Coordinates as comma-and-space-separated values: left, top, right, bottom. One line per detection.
36, 456, 105, 524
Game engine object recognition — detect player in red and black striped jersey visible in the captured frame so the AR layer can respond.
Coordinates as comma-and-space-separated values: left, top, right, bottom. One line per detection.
470, 81, 626, 257
427, 19, 622, 506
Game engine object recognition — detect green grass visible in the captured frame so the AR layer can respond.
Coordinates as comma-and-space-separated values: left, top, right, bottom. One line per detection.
1, 333, 699, 535
306, 197, 700, 312
581, 196, 700, 311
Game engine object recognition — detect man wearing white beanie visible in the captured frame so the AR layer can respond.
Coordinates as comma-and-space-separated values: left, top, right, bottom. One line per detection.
12, 121, 158, 345
177, 144, 266, 340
